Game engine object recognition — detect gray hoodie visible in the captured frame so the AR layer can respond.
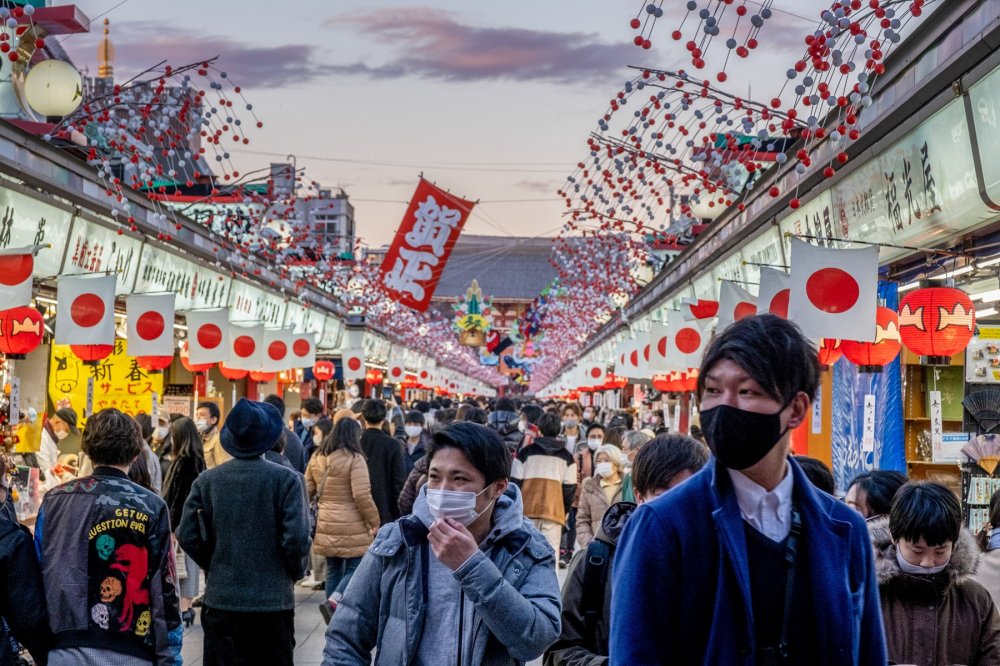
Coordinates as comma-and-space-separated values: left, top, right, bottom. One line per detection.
323, 483, 561, 665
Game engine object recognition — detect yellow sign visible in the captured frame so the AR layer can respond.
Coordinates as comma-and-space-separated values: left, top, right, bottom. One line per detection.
48, 340, 164, 423
979, 327, 1000, 340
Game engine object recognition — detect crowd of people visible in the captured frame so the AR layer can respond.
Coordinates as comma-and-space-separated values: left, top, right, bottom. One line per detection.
3, 315, 1000, 663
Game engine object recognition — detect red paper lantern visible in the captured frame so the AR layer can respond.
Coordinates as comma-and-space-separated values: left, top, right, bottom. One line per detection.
136, 355, 174, 373
818, 339, 843, 367
180, 342, 214, 373
681, 370, 699, 392
312, 360, 335, 382
71, 344, 114, 365
366, 368, 384, 385
0, 306, 43, 358
249, 371, 275, 382
898, 287, 975, 364
652, 374, 672, 392
841, 307, 901, 373
218, 363, 248, 381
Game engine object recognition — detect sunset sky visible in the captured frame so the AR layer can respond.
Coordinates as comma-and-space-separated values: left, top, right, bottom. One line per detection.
62, 0, 837, 247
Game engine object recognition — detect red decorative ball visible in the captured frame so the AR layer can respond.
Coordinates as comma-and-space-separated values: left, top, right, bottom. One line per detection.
769, 186, 780, 197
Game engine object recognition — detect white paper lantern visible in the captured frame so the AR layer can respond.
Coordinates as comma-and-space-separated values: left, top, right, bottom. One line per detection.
25, 59, 83, 119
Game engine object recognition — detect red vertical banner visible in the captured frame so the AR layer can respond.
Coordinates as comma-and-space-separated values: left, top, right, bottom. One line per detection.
379, 179, 475, 311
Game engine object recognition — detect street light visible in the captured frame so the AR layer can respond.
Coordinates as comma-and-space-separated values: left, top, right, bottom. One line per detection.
23, 59, 82, 122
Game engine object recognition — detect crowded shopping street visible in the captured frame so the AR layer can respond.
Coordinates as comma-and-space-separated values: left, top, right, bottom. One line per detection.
5, 0, 1000, 664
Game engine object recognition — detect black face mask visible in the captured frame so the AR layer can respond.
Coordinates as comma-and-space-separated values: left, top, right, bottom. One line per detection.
700, 403, 790, 470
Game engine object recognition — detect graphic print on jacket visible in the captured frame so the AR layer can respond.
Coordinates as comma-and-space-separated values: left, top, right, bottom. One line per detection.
87, 504, 154, 640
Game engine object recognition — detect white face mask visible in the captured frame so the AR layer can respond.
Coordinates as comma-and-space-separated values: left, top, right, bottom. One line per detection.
426, 486, 494, 526
404, 425, 423, 438
563, 418, 578, 429
583, 411, 594, 421
54, 428, 68, 441
313, 434, 323, 446
587, 438, 602, 451
518, 420, 526, 433
896, 549, 949, 575
595, 462, 614, 478
153, 426, 168, 441
195, 419, 210, 432
300, 417, 317, 429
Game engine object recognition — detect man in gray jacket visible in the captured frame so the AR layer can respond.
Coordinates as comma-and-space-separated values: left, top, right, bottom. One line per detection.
323, 422, 561, 665
179, 399, 310, 666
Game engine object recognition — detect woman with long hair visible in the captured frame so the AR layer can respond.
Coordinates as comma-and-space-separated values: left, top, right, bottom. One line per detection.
161, 416, 206, 627
306, 417, 380, 622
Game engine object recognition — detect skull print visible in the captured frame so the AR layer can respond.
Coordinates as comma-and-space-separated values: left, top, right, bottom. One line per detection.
99, 576, 122, 603
95, 534, 115, 561
91, 603, 110, 630
135, 610, 151, 637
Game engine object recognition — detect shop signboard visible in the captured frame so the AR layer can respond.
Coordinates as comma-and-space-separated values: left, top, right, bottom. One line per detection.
777, 190, 840, 264
710, 252, 746, 293
0, 186, 73, 278
133, 244, 231, 310
228, 280, 286, 326
48, 340, 164, 424
61, 217, 142, 294
738, 226, 785, 287
319, 315, 342, 351
285, 302, 326, 336
969, 64, 1000, 202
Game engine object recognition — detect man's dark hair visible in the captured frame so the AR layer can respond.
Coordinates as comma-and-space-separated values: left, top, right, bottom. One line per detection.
263, 394, 286, 416
632, 434, 709, 496
698, 314, 820, 405
362, 399, 387, 425
436, 408, 458, 425
794, 456, 835, 495
134, 413, 153, 442
430, 399, 443, 410
83, 408, 145, 467
404, 410, 425, 425
562, 403, 582, 417
848, 470, 908, 518
520, 404, 544, 425
428, 422, 511, 485
197, 401, 220, 422
464, 407, 488, 425
415, 401, 431, 414
537, 411, 562, 438
587, 423, 605, 437
496, 397, 516, 413
608, 412, 634, 430
350, 399, 366, 414
301, 398, 324, 416
441, 398, 453, 409
890, 481, 962, 547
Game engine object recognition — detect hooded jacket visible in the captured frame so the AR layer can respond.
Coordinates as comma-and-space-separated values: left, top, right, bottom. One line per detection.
305, 449, 380, 558
610, 458, 887, 665
869, 516, 1000, 666
545, 502, 636, 666
322, 483, 561, 665
35, 468, 179, 666
511, 436, 577, 526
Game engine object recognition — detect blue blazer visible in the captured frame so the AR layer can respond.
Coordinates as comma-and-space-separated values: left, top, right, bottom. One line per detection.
610, 458, 887, 665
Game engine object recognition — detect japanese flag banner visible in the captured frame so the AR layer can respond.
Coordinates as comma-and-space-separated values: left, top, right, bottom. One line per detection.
633, 334, 652, 380
386, 360, 406, 384
665, 310, 710, 370
681, 298, 720, 322
184, 309, 230, 365
0, 246, 37, 308
649, 323, 673, 372
228, 323, 264, 371
756, 268, 791, 319
379, 178, 475, 312
126, 294, 175, 357
579, 362, 606, 387
717, 280, 758, 332
262, 328, 294, 372
614, 338, 635, 377
342, 348, 366, 381
290, 332, 317, 369
56, 275, 116, 345
788, 238, 879, 342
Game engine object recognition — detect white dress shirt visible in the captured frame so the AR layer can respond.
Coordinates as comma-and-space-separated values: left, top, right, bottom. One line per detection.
728, 465, 794, 542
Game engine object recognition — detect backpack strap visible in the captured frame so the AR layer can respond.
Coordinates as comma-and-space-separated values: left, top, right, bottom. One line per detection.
581, 539, 611, 640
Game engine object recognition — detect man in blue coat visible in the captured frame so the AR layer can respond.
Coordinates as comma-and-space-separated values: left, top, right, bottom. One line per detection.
611, 314, 887, 665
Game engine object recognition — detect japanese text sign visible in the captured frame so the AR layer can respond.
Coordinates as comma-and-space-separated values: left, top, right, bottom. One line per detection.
379, 179, 474, 311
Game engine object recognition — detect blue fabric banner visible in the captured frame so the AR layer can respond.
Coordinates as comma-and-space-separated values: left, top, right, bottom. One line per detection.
831, 281, 906, 494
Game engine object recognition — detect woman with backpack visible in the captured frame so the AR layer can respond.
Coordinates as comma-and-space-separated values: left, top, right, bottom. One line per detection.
306, 417, 380, 622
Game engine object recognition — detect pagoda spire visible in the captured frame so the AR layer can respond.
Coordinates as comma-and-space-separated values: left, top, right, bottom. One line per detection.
97, 18, 114, 80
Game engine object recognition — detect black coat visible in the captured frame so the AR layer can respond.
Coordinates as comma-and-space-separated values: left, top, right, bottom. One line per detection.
162, 455, 205, 532
360, 428, 408, 525
0, 517, 51, 665
281, 426, 305, 473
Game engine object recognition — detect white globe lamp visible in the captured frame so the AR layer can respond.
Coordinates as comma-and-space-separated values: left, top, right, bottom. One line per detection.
24, 59, 83, 122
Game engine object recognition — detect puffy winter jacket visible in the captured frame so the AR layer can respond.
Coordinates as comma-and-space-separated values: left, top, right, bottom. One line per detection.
306, 450, 380, 559
35, 467, 180, 666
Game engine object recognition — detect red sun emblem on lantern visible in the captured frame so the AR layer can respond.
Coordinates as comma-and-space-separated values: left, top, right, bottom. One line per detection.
898, 287, 975, 364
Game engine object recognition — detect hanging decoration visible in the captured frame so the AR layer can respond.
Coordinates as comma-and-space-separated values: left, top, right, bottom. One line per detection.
0, 306, 43, 358
135, 356, 174, 373
898, 287, 975, 364
841, 306, 901, 373
453, 279, 493, 348
312, 360, 335, 383
817, 339, 843, 368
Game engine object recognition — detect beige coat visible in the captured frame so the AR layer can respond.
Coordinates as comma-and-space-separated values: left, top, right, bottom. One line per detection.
202, 429, 231, 469
575, 475, 623, 549
306, 449, 381, 558
974, 549, 1000, 609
